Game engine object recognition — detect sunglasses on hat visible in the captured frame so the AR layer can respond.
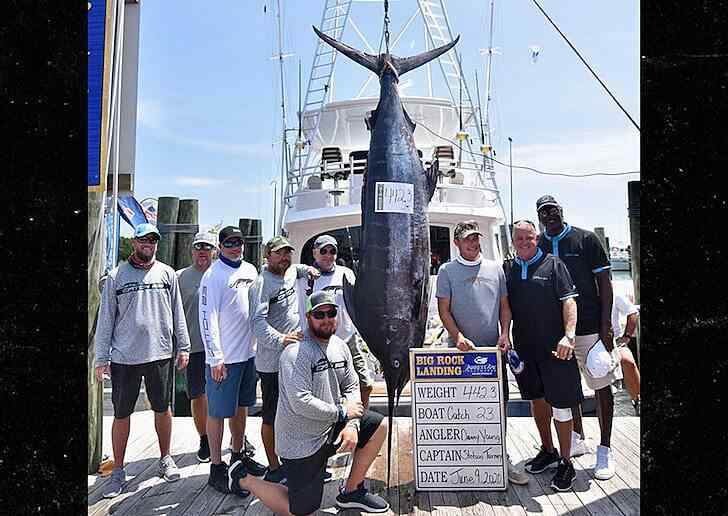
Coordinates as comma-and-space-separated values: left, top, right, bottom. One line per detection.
318, 246, 337, 255
311, 308, 338, 320
221, 238, 244, 248
193, 243, 215, 251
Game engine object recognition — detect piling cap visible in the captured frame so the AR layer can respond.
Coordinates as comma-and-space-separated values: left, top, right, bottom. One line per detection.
265, 235, 295, 253
219, 226, 243, 244
133, 223, 160, 239
536, 195, 561, 211
306, 290, 339, 313
313, 234, 338, 251
454, 220, 482, 241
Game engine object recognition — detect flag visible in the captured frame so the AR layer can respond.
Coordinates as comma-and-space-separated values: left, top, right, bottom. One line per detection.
140, 198, 158, 225
117, 195, 149, 228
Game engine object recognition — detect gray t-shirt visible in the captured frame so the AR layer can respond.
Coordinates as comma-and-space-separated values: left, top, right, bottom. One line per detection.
436, 258, 507, 346
176, 266, 205, 354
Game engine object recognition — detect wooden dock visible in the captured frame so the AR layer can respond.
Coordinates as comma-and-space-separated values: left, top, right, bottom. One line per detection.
88, 413, 639, 515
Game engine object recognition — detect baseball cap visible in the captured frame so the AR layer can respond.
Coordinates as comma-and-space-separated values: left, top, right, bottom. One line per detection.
313, 234, 338, 250
585, 339, 618, 379
536, 195, 561, 211
133, 223, 160, 239
454, 220, 483, 240
265, 235, 295, 253
218, 226, 243, 244
306, 290, 339, 313
193, 232, 216, 246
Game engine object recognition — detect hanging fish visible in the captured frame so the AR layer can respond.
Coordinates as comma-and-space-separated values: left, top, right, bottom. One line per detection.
529, 44, 542, 63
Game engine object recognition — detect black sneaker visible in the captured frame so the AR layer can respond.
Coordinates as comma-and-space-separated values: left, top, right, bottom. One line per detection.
244, 436, 256, 456
197, 435, 211, 463
525, 447, 561, 474
335, 482, 389, 513
227, 460, 251, 498
323, 469, 334, 483
550, 458, 576, 492
263, 465, 287, 484
230, 451, 267, 477
208, 462, 231, 494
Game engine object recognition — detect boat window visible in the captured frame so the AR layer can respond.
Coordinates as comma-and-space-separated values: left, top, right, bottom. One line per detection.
430, 225, 450, 274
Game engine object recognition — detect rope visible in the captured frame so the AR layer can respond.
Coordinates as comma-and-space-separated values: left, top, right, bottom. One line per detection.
383, 0, 391, 53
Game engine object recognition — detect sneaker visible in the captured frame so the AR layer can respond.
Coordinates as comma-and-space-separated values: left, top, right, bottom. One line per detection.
335, 482, 390, 513
158, 455, 180, 482
550, 458, 576, 492
244, 436, 256, 456
102, 467, 126, 498
632, 398, 641, 416
524, 447, 560, 474
507, 455, 529, 485
570, 432, 590, 458
263, 465, 287, 484
594, 445, 616, 480
323, 469, 334, 483
230, 451, 267, 477
208, 462, 231, 494
197, 435, 211, 463
228, 460, 251, 498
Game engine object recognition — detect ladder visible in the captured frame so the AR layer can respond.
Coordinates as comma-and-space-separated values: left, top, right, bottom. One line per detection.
285, 0, 354, 206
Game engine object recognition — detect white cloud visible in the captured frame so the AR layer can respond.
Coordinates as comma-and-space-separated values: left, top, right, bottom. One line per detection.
137, 99, 162, 129
175, 177, 231, 188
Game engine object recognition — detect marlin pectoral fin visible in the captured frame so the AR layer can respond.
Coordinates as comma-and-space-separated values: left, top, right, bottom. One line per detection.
411, 278, 424, 320
343, 275, 360, 333
393, 36, 460, 76
313, 26, 379, 74
426, 159, 439, 202
402, 106, 416, 133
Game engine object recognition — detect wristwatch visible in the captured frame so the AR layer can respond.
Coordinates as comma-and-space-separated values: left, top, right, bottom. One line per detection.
565, 330, 576, 342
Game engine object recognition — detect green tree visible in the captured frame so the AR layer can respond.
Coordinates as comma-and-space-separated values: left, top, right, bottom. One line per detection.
118, 237, 133, 263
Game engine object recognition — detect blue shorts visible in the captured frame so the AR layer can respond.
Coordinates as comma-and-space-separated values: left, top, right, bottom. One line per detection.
205, 357, 258, 419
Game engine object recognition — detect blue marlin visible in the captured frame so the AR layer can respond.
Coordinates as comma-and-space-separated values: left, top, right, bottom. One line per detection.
313, 26, 459, 482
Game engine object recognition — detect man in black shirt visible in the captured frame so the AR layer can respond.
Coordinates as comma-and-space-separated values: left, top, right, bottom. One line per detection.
536, 195, 621, 481
504, 220, 582, 491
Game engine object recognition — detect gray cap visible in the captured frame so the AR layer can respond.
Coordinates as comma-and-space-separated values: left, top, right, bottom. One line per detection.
306, 290, 339, 313
313, 234, 338, 250
193, 232, 216, 246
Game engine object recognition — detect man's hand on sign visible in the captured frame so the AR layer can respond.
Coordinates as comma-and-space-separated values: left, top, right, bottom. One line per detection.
497, 332, 510, 353
336, 426, 358, 453
552, 336, 574, 360
455, 333, 476, 351
343, 399, 364, 419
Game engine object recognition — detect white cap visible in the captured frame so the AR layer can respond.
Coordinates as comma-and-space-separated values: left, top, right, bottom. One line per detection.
585, 339, 617, 378
192, 232, 216, 246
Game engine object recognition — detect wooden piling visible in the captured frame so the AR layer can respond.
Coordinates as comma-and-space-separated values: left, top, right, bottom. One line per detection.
628, 181, 640, 365
156, 196, 179, 266
174, 199, 199, 270
239, 218, 263, 271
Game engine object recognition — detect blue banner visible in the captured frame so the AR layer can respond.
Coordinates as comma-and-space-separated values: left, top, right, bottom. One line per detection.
88, 0, 108, 189
118, 195, 149, 228
413, 351, 499, 379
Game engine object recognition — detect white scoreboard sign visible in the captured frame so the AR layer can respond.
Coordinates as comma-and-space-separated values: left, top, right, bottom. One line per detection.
409, 348, 507, 491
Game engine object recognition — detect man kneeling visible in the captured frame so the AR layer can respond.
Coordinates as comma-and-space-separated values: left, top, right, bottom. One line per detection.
228, 290, 389, 515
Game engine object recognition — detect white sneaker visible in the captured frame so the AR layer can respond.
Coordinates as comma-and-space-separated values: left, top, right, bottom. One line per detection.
593, 445, 615, 480
570, 432, 590, 458
507, 455, 529, 485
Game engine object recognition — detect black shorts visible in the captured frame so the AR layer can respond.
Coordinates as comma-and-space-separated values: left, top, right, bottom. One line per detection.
185, 351, 206, 399
514, 356, 583, 409
282, 410, 384, 515
258, 371, 279, 425
111, 358, 173, 419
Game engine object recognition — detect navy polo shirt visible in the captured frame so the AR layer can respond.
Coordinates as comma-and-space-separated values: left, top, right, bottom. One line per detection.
504, 249, 578, 363
538, 224, 610, 335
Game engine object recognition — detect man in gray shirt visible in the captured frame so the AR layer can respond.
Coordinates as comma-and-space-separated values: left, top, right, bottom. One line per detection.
248, 236, 318, 483
228, 291, 389, 515
94, 223, 190, 498
436, 219, 528, 486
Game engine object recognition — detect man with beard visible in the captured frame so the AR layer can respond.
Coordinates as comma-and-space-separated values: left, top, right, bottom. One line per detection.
95, 223, 190, 498
249, 236, 319, 484
536, 195, 621, 480
227, 291, 389, 514
504, 220, 582, 491
198, 226, 268, 494
436, 220, 529, 486
297, 234, 374, 408
176, 231, 216, 463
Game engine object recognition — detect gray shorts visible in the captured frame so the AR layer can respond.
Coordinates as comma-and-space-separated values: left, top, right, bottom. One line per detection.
573, 334, 623, 390
346, 334, 375, 388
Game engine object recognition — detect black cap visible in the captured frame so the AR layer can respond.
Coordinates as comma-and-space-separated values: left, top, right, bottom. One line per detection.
219, 226, 243, 243
536, 195, 561, 211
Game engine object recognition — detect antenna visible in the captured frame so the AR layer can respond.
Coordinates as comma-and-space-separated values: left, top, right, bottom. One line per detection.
274, 0, 290, 234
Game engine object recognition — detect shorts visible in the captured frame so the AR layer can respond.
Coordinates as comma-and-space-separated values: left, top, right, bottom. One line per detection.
258, 371, 279, 425
573, 334, 623, 390
514, 356, 584, 409
346, 334, 375, 388
111, 358, 173, 419
186, 351, 206, 399
282, 410, 384, 515
205, 357, 257, 419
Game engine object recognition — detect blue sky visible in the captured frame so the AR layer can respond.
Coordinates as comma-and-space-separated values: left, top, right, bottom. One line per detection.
132, 0, 639, 246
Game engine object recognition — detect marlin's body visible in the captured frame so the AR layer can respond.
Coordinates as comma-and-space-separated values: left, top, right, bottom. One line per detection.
313, 26, 459, 483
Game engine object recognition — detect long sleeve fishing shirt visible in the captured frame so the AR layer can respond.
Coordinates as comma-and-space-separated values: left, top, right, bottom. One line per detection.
248, 264, 309, 373
275, 332, 361, 459
95, 261, 190, 366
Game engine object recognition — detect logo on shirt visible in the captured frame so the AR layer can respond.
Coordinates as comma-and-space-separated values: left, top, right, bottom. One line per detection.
563, 253, 580, 257
229, 278, 254, 289
270, 286, 297, 304
532, 275, 550, 281
311, 357, 348, 373
116, 281, 170, 296
466, 276, 495, 287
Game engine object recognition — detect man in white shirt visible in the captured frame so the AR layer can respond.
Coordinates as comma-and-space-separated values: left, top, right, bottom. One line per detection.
612, 289, 640, 415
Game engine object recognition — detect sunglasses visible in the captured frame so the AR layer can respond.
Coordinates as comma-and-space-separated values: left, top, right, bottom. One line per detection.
221, 238, 244, 248
311, 308, 338, 320
193, 243, 215, 251
318, 247, 337, 255
537, 206, 560, 217
513, 219, 536, 229
136, 236, 159, 244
